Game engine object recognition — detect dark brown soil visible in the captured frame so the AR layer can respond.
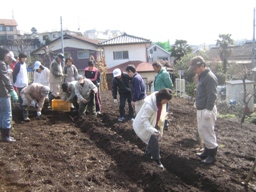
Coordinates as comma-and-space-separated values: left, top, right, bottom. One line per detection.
0, 90, 255, 192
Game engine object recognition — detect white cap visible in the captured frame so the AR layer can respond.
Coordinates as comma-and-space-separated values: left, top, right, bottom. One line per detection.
34, 61, 41, 70
113, 68, 121, 77
7, 51, 16, 61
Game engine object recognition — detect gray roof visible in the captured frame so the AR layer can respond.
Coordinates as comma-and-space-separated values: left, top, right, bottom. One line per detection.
99, 32, 151, 46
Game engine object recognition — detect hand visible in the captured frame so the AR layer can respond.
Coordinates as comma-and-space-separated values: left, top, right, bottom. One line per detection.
131, 101, 135, 107
7, 68, 13, 74
37, 111, 41, 116
62, 74, 68, 77
31, 100, 36, 107
114, 99, 118, 103
97, 82, 100, 87
153, 131, 160, 136
10, 90, 18, 102
203, 110, 212, 120
83, 99, 88, 103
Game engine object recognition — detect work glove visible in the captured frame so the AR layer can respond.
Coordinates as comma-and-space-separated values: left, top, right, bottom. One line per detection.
37, 111, 41, 117
153, 131, 160, 136
7, 68, 13, 74
10, 90, 18, 102
203, 110, 212, 120
97, 82, 100, 87
114, 99, 118, 103
31, 100, 36, 107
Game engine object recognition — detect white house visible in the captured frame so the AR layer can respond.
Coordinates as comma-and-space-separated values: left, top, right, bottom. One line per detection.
147, 44, 172, 63
226, 80, 254, 112
98, 32, 152, 68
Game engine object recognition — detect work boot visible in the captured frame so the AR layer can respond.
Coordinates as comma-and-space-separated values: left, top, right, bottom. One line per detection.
1, 128, 16, 142
164, 120, 170, 130
22, 106, 30, 122
201, 147, 218, 164
196, 147, 209, 159
154, 159, 165, 169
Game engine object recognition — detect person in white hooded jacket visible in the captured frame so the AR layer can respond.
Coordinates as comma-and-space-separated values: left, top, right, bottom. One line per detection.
133, 88, 172, 169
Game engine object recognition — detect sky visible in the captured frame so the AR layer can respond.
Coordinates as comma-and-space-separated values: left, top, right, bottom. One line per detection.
0, 0, 255, 45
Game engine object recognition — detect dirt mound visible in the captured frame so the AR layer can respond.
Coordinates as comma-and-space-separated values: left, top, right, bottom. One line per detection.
0, 90, 255, 191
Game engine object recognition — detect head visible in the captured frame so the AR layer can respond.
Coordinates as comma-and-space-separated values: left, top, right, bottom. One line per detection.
56, 53, 65, 63
61, 82, 69, 92
65, 57, 73, 67
125, 64, 136, 78
8, 51, 16, 63
19, 53, 27, 63
188, 56, 206, 75
0, 47, 11, 63
152, 60, 162, 73
88, 60, 95, 71
34, 61, 43, 72
77, 75, 84, 84
113, 68, 122, 79
156, 88, 173, 105
41, 86, 50, 98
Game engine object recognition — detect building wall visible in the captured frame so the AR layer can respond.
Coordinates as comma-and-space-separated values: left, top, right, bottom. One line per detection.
148, 46, 171, 63
103, 44, 147, 68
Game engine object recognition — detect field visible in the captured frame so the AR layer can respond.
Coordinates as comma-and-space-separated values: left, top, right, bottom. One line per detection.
0, 90, 255, 192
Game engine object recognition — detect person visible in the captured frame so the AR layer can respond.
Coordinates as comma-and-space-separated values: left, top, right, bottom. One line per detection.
152, 60, 174, 130
61, 81, 79, 111
49, 53, 66, 105
63, 57, 78, 83
0, 47, 19, 142
9, 53, 18, 93
188, 56, 218, 164
84, 60, 101, 114
126, 64, 146, 115
112, 68, 133, 122
20, 83, 50, 121
13, 53, 29, 108
133, 88, 173, 169
33, 61, 50, 87
75, 75, 98, 118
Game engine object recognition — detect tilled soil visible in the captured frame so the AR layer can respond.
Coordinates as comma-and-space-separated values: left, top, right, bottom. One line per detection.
0, 90, 255, 192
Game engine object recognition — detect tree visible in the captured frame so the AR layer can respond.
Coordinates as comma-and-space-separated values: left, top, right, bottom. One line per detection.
155, 40, 170, 51
170, 39, 192, 65
216, 34, 234, 74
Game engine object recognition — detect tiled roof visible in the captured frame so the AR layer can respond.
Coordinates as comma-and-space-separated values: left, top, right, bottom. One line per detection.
207, 42, 254, 61
107, 61, 154, 74
99, 33, 151, 46
64, 34, 99, 45
0, 19, 17, 26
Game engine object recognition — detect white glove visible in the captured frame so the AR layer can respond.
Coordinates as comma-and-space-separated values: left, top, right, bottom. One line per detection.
37, 111, 41, 116
153, 131, 160, 136
31, 100, 36, 107
114, 99, 118, 103
7, 68, 13, 74
203, 110, 212, 120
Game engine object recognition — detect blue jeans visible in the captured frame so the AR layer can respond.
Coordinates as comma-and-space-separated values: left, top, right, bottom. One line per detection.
0, 97, 12, 129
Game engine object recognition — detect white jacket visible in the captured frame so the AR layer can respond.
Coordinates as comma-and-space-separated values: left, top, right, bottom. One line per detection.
133, 92, 166, 144
33, 67, 50, 86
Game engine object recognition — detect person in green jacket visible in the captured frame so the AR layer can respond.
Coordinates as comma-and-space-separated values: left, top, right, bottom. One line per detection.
152, 61, 173, 91
152, 60, 173, 130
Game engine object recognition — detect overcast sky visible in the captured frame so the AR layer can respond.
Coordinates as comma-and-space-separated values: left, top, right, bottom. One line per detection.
1, 0, 255, 45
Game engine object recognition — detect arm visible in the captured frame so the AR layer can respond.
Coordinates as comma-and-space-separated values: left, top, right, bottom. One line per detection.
51, 62, 63, 77
163, 72, 173, 90
23, 86, 34, 103
0, 62, 14, 92
205, 77, 217, 110
140, 103, 159, 134
73, 65, 79, 80
75, 83, 84, 101
37, 97, 45, 112
12, 62, 20, 84
88, 80, 97, 93
67, 85, 76, 101
111, 78, 118, 99
132, 78, 140, 102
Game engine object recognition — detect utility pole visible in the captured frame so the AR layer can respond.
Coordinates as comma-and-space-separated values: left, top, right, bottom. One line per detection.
60, 16, 65, 68
252, 8, 255, 70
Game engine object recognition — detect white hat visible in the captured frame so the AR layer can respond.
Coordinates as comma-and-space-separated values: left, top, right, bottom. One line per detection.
7, 51, 16, 61
113, 68, 121, 77
34, 61, 41, 70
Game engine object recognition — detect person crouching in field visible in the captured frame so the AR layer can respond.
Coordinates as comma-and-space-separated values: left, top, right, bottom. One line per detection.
20, 83, 50, 122
133, 88, 172, 169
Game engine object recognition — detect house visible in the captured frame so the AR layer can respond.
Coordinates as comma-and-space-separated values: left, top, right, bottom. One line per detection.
147, 44, 173, 64
106, 60, 156, 92
84, 29, 122, 41
0, 19, 19, 42
31, 33, 99, 72
98, 32, 152, 68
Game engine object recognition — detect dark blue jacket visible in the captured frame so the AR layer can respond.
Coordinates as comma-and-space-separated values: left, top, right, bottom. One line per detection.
131, 73, 146, 102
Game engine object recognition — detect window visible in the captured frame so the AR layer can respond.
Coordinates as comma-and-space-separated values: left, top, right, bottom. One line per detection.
158, 57, 168, 61
43, 35, 49, 40
52, 33, 58, 38
0, 25, 5, 31
113, 51, 129, 60
0, 35, 5, 40
77, 50, 89, 59
6, 26, 13, 31
150, 49, 153, 54
154, 47, 157, 51
7, 35, 14, 40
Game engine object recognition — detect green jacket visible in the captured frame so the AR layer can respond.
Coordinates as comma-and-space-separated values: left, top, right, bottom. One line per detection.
153, 68, 173, 91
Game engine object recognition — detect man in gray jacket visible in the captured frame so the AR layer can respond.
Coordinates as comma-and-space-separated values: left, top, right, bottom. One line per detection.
75, 75, 98, 117
49, 53, 66, 105
188, 56, 218, 164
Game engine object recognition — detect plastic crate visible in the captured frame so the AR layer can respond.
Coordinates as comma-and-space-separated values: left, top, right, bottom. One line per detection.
51, 99, 71, 112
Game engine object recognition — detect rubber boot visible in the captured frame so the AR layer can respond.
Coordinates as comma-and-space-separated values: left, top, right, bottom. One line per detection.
196, 147, 209, 159
48, 92, 56, 108
201, 147, 218, 164
22, 106, 30, 122
1, 128, 16, 142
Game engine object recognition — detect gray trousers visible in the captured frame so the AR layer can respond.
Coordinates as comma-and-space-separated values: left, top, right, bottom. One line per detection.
145, 134, 160, 160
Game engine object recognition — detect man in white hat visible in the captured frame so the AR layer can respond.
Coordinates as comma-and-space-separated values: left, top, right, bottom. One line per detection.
75, 75, 98, 117
33, 61, 50, 87
112, 68, 133, 122
20, 83, 50, 121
